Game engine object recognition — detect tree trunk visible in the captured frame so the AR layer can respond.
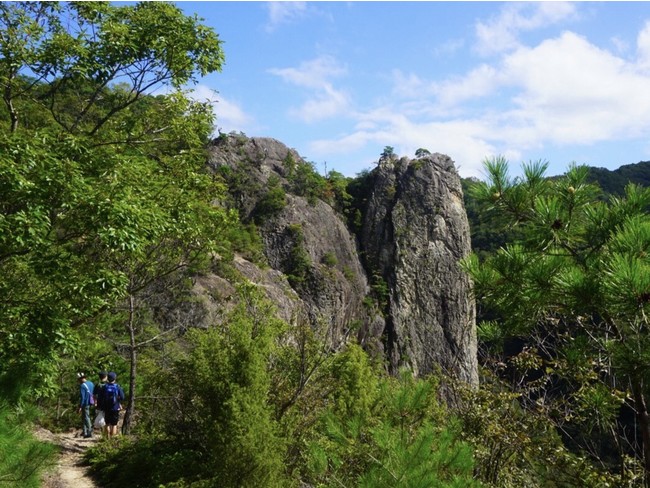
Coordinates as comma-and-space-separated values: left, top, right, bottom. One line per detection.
122, 294, 137, 435
3, 72, 19, 133
631, 379, 650, 484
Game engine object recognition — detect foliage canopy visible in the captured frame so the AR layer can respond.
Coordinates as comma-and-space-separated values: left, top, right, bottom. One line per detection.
463, 157, 650, 483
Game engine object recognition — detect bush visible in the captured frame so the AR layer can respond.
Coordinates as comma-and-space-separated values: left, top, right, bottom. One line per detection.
304, 369, 480, 487
253, 176, 286, 223
286, 224, 312, 287
0, 402, 56, 488
285, 156, 327, 205
226, 221, 266, 265
455, 373, 630, 487
323, 170, 353, 216
86, 285, 288, 488
170, 284, 287, 487
86, 437, 200, 488
321, 252, 337, 267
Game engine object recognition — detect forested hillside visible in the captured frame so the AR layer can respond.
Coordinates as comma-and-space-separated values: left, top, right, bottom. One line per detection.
587, 161, 650, 195
2, 3, 650, 488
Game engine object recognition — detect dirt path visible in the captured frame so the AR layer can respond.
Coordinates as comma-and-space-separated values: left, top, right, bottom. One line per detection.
35, 427, 99, 488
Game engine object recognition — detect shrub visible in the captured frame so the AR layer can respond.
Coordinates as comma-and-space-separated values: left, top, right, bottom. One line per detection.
324, 170, 353, 216
86, 437, 200, 488
253, 175, 286, 223
305, 369, 480, 487
227, 221, 266, 265
455, 373, 630, 487
172, 285, 287, 488
285, 156, 327, 205
0, 403, 56, 488
286, 224, 312, 287
321, 252, 338, 267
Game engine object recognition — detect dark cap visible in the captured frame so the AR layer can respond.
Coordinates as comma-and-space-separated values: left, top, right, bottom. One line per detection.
107, 372, 117, 381
99, 371, 108, 377
77, 372, 86, 379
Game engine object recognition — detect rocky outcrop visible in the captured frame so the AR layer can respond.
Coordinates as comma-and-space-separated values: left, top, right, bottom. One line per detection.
360, 154, 477, 384
207, 134, 373, 348
204, 133, 477, 386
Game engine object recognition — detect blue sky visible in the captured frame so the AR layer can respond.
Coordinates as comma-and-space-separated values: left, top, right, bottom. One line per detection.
177, 2, 650, 179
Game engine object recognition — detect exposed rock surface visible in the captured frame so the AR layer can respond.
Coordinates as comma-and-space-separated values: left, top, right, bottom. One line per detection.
207, 134, 373, 348
204, 134, 477, 386
361, 154, 478, 383
260, 194, 372, 344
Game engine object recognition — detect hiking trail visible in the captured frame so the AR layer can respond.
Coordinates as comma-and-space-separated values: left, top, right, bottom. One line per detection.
35, 427, 98, 488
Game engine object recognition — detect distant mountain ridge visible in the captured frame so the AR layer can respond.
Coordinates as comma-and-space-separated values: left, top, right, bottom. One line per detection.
585, 160, 650, 195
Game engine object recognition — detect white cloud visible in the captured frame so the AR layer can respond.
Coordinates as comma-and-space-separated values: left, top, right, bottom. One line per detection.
475, 2, 579, 56
289, 86, 349, 123
432, 38, 465, 58
309, 21, 650, 178
637, 20, 650, 70
190, 85, 256, 135
309, 106, 498, 178
391, 64, 503, 110
391, 70, 426, 99
432, 64, 503, 108
214, 97, 256, 134
269, 55, 346, 88
269, 55, 351, 122
265, 2, 307, 32
500, 32, 650, 145
611, 36, 629, 55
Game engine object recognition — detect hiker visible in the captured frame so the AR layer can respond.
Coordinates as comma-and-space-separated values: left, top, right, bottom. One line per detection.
77, 372, 95, 438
100, 371, 125, 438
93, 371, 108, 436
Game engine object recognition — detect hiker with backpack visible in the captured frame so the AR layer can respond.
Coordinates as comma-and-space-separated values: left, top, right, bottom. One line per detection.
100, 371, 125, 438
93, 371, 108, 436
77, 372, 95, 438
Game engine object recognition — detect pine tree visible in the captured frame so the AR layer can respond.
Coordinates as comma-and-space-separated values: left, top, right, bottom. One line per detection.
307, 369, 480, 487
171, 284, 287, 487
464, 157, 650, 482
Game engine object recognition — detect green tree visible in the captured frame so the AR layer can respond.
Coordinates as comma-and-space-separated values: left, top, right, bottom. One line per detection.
461, 176, 523, 259
253, 174, 286, 222
463, 157, 650, 482
324, 170, 353, 216
0, 1, 230, 429
381, 146, 395, 160
0, 403, 56, 487
455, 372, 632, 487
287, 159, 327, 205
0, 2, 223, 135
285, 224, 312, 288
307, 370, 480, 487
171, 284, 287, 487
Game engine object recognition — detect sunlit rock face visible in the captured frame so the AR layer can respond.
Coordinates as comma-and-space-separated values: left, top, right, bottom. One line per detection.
203, 134, 477, 388
360, 153, 477, 384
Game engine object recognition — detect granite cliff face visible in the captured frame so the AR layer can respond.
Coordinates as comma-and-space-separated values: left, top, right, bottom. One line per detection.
204, 134, 477, 385
360, 154, 477, 384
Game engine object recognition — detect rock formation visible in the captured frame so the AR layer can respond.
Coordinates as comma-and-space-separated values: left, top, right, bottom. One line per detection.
360, 154, 477, 384
203, 133, 477, 386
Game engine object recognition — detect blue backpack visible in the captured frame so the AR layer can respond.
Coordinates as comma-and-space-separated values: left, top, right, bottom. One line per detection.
103, 383, 121, 411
